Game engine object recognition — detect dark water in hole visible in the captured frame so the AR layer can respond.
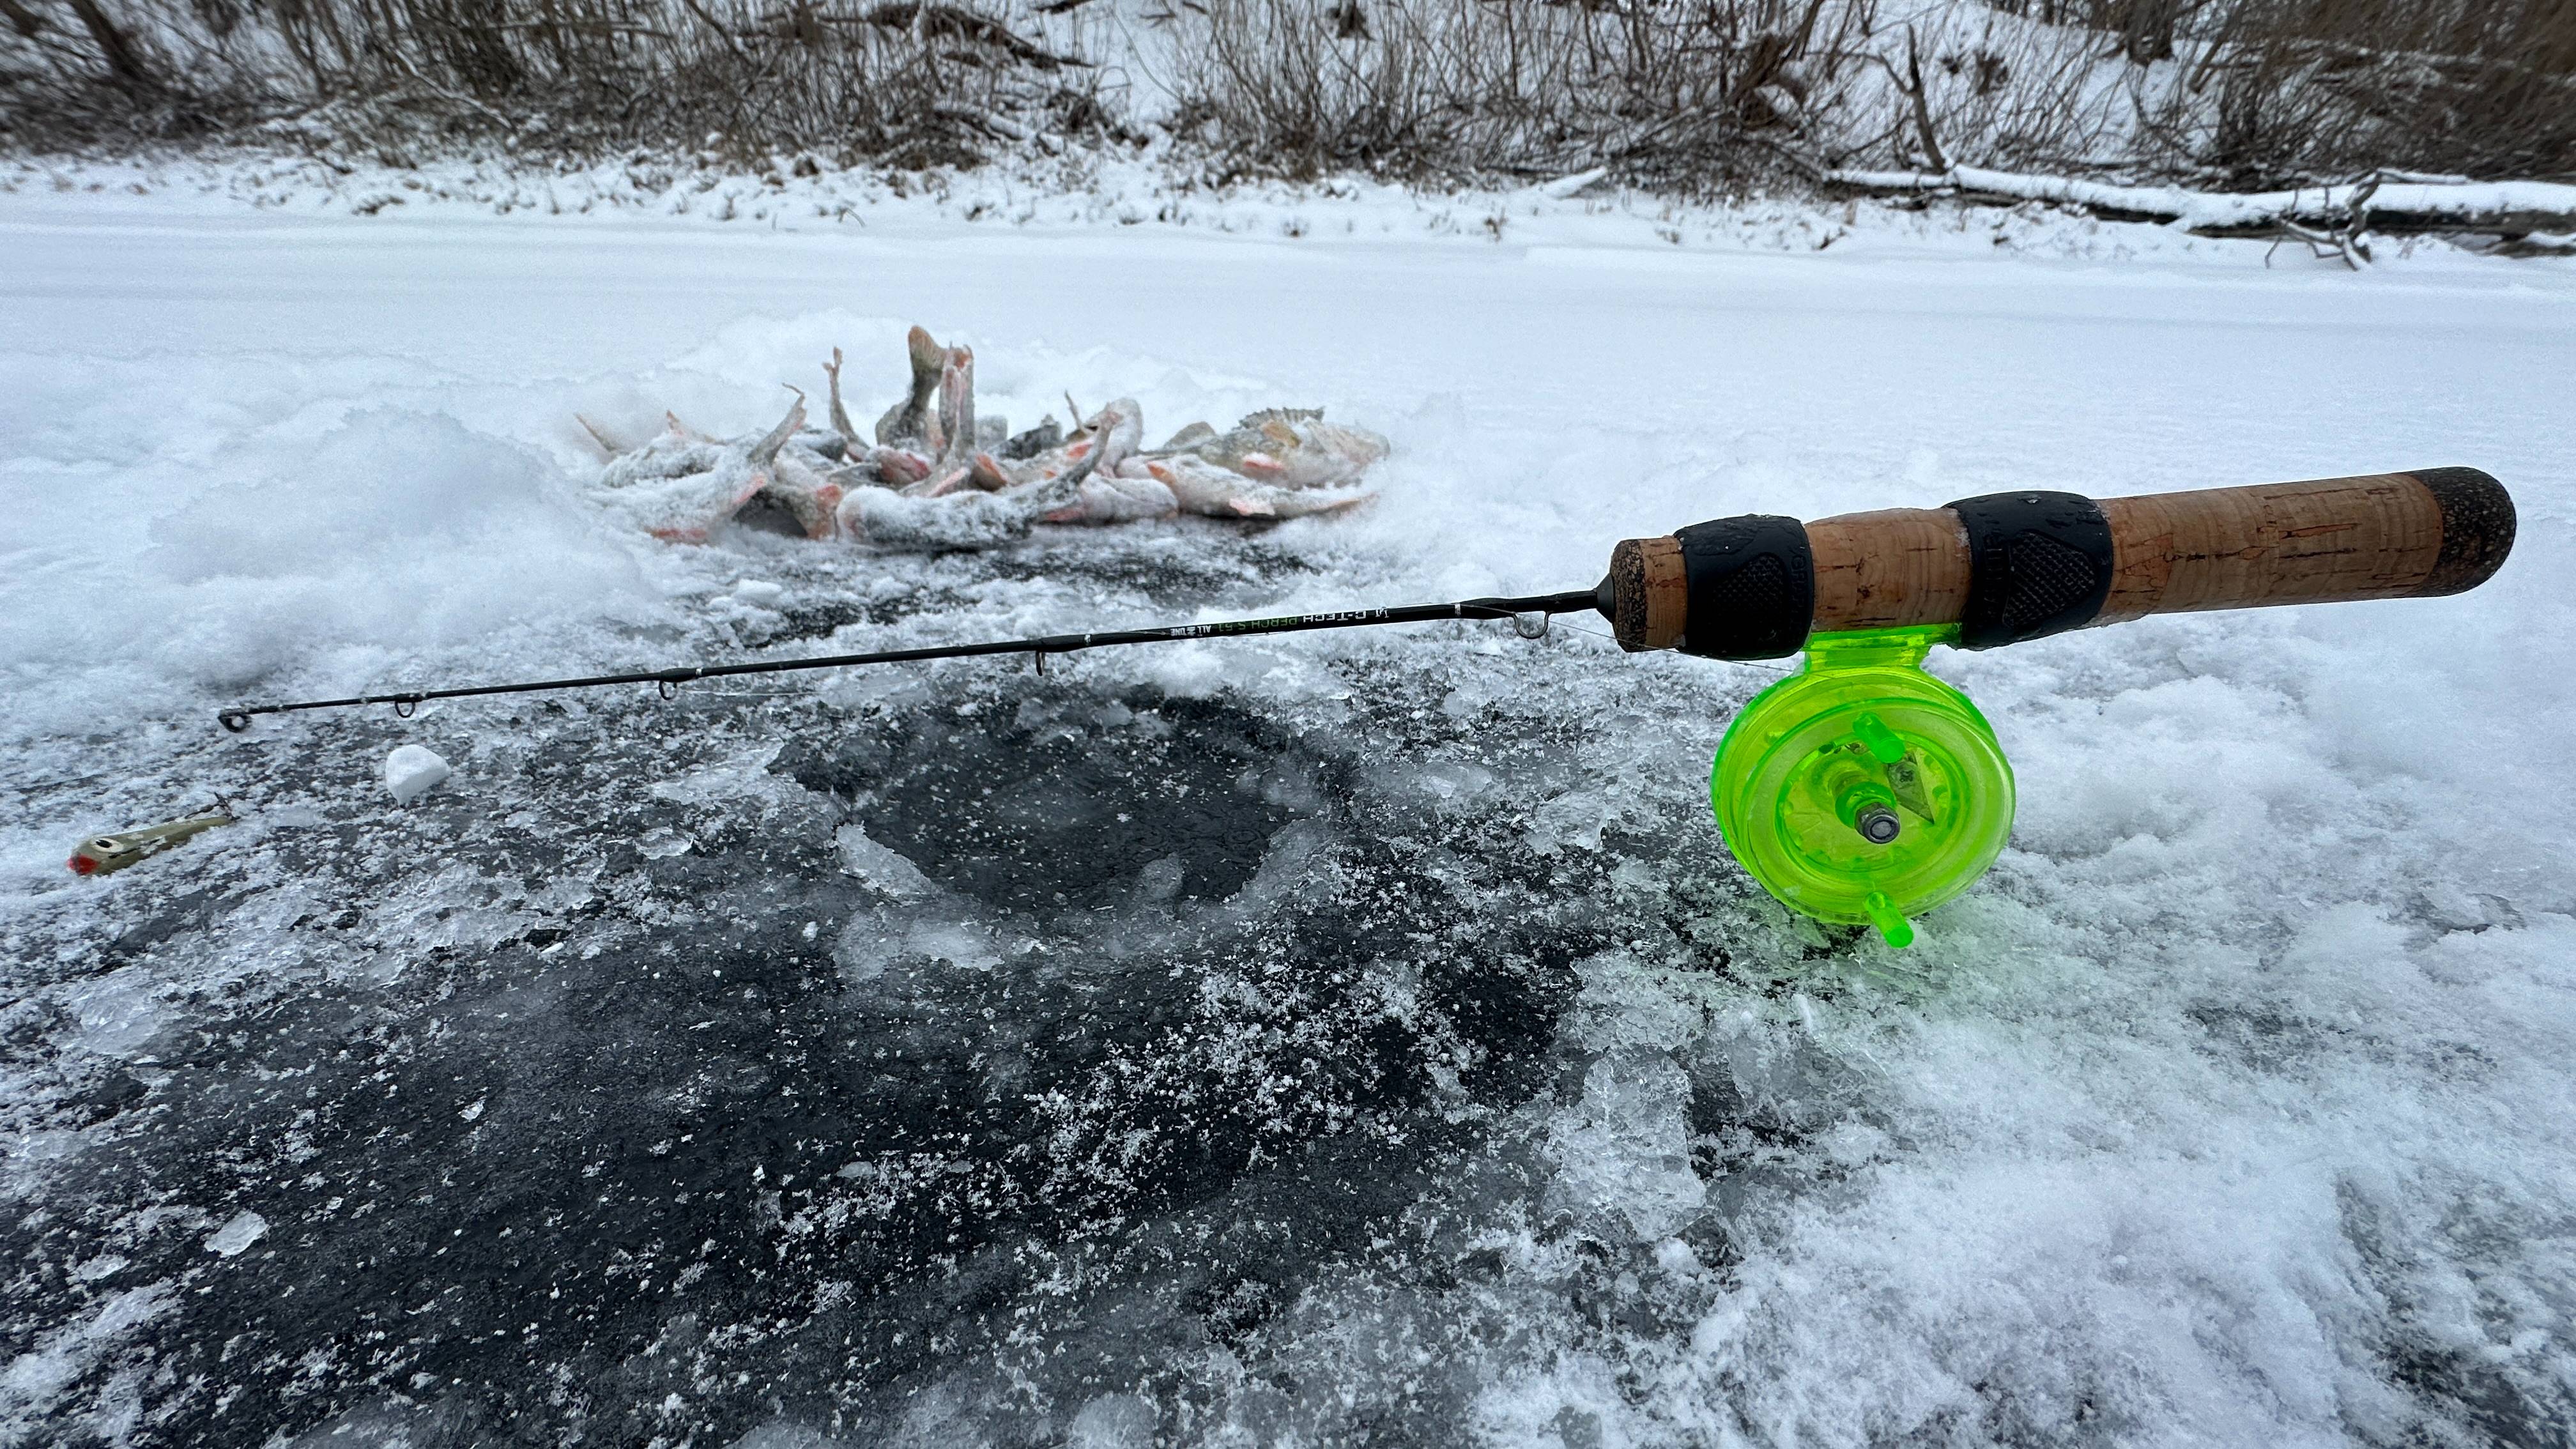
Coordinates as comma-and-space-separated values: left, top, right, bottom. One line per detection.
781, 693, 1315, 913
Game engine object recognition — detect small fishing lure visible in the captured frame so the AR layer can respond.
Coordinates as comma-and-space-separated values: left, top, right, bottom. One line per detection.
68, 810, 236, 877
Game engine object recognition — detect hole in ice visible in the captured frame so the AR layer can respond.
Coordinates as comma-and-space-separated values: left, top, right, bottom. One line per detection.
782, 687, 1326, 915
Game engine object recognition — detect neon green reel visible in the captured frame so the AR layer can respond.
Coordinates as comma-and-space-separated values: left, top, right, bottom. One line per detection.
1711, 625, 2012, 947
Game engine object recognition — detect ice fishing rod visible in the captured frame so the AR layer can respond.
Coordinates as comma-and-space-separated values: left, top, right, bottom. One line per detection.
212, 590, 1606, 734
216, 466, 2514, 947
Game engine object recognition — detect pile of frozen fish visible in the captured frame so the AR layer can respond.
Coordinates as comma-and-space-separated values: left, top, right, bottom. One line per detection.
580, 328, 1388, 551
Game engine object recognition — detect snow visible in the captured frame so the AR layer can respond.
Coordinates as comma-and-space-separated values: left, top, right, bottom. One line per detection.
383, 744, 453, 804
2, 177, 2573, 1448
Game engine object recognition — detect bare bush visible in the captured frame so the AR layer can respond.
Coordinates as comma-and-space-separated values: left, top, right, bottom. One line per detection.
1163, 0, 1873, 191
0, 0, 1116, 164
1163, 0, 2574, 192
4, 0, 2568, 187
2192, 0, 2576, 183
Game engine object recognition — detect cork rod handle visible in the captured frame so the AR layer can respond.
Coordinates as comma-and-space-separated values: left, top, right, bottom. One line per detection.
1606, 468, 2515, 658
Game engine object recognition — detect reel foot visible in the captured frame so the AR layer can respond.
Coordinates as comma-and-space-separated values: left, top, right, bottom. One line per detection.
1862, 891, 1915, 949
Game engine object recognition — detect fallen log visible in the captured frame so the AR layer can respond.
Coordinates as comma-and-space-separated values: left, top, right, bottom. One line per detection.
1825, 165, 2576, 241
824, 3, 1091, 70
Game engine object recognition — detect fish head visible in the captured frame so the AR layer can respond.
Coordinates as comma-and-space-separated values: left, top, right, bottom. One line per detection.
1092, 398, 1146, 472
68, 832, 142, 875
1299, 419, 1392, 466
871, 447, 933, 484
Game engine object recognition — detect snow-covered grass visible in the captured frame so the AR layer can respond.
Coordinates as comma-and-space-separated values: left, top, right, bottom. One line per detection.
1, 184, 2572, 1447
20, 142, 2576, 271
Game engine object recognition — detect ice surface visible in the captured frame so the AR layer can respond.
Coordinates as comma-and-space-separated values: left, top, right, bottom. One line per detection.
1, 183, 2572, 1449
383, 744, 452, 804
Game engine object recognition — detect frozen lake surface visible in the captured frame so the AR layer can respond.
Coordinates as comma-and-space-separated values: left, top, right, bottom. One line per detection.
3, 190, 2573, 1447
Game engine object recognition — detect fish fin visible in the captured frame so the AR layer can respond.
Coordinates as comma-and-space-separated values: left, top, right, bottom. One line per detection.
936, 347, 976, 465
880, 326, 942, 447
907, 326, 945, 385
1277, 488, 1372, 518
1238, 407, 1323, 429
824, 347, 857, 445
575, 413, 629, 457
751, 387, 808, 464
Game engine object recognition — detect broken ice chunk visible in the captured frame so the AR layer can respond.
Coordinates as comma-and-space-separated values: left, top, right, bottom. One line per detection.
385, 744, 452, 804
206, 1210, 268, 1257
836, 823, 933, 899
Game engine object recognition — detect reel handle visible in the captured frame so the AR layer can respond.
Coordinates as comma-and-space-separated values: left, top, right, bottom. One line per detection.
1604, 467, 2515, 657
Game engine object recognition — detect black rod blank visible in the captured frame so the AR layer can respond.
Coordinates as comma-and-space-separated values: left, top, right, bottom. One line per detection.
215, 589, 1604, 732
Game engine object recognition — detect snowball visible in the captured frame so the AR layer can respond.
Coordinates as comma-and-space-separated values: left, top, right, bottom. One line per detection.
385, 744, 452, 804
205, 1211, 267, 1257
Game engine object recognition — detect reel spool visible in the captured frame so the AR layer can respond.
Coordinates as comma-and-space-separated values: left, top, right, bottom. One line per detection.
1711, 626, 2012, 947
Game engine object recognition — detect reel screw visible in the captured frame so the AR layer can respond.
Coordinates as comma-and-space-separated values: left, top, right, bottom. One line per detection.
1854, 803, 1901, 845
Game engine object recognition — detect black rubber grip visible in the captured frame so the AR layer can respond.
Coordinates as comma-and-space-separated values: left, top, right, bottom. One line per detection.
1675, 514, 1814, 660
1947, 490, 2115, 648
2407, 466, 2516, 597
